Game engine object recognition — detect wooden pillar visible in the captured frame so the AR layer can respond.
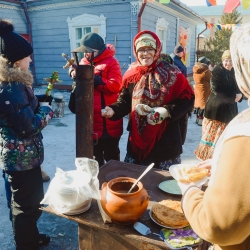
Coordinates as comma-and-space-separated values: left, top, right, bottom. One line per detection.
75, 65, 94, 158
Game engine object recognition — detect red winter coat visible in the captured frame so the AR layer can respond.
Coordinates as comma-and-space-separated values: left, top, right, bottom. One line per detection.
80, 44, 123, 139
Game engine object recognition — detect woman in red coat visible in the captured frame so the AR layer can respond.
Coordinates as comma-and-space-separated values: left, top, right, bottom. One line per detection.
70, 33, 123, 167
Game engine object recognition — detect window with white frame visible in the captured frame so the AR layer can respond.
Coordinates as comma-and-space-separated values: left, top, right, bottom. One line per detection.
67, 14, 107, 60
156, 18, 169, 53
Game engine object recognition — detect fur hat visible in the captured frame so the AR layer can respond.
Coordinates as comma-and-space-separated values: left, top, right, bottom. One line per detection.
0, 19, 33, 63
221, 50, 231, 61
174, 45, 184, 54
198, 56, 211, 65
135, 33, 156, 52
80, 33, 105, 51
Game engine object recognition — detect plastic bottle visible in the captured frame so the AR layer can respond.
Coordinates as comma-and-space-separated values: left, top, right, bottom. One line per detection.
46, 83, 53, 97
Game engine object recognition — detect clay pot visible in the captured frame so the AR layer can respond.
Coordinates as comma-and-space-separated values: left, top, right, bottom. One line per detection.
100, 177, 149, 225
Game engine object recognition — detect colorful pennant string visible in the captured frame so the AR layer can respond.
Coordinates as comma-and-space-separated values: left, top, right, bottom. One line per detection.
206, 22, 241, 30
159, 0, 170, 3
206, 0, 217, 6
156, 0, 250, 13
224, 0, 241, 12
242, 0, 250, 9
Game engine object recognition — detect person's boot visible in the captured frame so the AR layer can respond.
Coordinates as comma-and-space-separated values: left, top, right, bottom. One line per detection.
40, 166, 50, 182
197, 117, 203, 126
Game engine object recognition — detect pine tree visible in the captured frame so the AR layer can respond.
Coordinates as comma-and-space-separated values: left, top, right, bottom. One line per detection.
198, 9, 242, 65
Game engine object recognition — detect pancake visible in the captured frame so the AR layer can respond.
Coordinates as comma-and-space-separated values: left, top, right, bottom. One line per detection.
151, 200, 189, 228
178, 166, 208, 183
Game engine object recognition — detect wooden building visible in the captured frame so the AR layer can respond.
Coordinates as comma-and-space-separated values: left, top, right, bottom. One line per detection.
0, 0, 206, 85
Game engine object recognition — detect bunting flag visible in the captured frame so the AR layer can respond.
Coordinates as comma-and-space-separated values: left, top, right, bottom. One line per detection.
206, 22, 240, 31
159, 0, 170, 3
157, 0, 250, 12
224, 0, 241, 13
206, 0, 217, 6
242, 0, 250, 9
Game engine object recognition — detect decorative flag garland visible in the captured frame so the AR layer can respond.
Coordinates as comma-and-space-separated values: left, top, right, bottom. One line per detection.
205, 0, 250, 12
157, 0, 250, 13
223, 0, 241, 12
206, 0, 217, 6
159, 0, 170, 3
206, 22, 241, 30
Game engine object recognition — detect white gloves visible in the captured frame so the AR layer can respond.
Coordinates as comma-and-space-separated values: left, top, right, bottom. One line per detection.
147, 107, 169, 125
135, 104, 170, 126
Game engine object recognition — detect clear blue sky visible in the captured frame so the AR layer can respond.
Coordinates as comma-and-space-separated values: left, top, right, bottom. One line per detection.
180, 0, 226, 6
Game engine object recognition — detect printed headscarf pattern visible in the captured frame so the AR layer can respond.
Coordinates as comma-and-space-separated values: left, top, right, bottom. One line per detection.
230, 23, 250, 100
122, 30, 193, 160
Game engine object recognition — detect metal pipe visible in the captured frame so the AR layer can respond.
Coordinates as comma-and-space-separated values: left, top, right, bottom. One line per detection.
176, 17, 180, 45
138, 0, 147, 33
20, 2, 38, 85
75, 65, 94, 158
196, 22, 208, 62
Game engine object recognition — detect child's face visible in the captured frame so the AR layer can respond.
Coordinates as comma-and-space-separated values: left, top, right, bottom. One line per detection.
15, 56, 32, 71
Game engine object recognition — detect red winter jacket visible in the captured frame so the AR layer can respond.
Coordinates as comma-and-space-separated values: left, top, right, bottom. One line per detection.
80, 44, 123, 139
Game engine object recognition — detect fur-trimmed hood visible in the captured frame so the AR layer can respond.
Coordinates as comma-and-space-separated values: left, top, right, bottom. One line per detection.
0, 56, 33, 86
193, 62, 209, 74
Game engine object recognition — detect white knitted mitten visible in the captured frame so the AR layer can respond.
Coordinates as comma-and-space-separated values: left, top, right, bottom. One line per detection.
147, 107, 169, 125
135, 104, 152, 116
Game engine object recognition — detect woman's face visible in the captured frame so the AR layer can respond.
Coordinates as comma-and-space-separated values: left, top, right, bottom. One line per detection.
15, 56, 32, 71
137, 47, 156, 66
222, 58, 233, 71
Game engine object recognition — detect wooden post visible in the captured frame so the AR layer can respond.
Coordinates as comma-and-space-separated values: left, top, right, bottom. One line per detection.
75, 64, 94, 158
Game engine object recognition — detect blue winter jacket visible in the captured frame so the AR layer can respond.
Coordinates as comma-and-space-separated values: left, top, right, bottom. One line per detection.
0, 56, 53, 172
171, 53, 187, 77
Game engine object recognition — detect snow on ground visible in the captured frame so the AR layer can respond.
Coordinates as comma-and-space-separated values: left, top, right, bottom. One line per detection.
0, 87, 248, 249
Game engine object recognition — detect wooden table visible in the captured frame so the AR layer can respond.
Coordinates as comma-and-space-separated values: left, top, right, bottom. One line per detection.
43, 160, 209, 250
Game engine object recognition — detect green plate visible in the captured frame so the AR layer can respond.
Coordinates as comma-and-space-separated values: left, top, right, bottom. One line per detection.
158, 180, 182, 195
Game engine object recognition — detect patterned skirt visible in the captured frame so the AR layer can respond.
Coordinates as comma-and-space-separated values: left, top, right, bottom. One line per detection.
194, 118, 227, 161
124, 154, 181, 171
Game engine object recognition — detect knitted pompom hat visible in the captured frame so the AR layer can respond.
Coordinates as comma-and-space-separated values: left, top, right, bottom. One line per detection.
135, 33, 156, 52
0, 19, 33, 63
221, 50, 231, 61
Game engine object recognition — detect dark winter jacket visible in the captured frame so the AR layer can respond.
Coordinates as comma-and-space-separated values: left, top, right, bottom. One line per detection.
171, 53, 187, 77
80, 44, 123, 139
170, 53, 188, 144
109, 83, 194, 162
0, 56, 53, 172
205, 64, 242, 123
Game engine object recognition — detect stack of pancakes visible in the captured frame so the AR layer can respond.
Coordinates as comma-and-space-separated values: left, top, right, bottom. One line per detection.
178, 166, 208, 183
151, 200, 189, 228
